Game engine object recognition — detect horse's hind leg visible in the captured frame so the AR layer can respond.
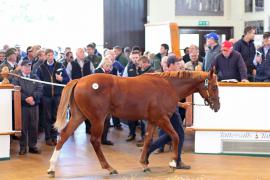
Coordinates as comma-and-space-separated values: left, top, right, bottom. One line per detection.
139, 122, 155, 172
89, 117, 118, 175
47, 103, 85, 177
155, 116, 179, 170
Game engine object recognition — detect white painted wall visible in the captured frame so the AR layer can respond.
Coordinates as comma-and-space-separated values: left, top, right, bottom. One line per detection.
147, 0, 270, 39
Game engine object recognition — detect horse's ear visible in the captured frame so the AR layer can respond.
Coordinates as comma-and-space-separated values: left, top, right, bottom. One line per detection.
209, 66, 216, 79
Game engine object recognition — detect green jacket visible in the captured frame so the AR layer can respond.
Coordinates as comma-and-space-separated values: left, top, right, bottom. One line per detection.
116, 53, 128, 67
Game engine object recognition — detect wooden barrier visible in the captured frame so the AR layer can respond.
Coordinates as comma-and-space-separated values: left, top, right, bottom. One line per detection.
0, 82, 21, 159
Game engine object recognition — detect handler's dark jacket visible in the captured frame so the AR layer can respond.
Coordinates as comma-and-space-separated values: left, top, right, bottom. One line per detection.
37, 60, 69, 97
12, 72, 43, 107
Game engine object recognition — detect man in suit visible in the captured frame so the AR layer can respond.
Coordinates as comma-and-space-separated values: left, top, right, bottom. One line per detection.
13, 60, 43, 155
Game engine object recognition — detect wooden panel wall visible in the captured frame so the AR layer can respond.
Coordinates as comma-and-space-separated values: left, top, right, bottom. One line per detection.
104, 0, 147, 49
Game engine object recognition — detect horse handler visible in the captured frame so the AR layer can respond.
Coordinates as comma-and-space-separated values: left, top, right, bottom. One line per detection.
146, 105, 191, 169
12, 60, 43, 155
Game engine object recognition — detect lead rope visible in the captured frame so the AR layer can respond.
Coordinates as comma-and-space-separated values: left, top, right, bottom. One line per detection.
7, 72, 66, 87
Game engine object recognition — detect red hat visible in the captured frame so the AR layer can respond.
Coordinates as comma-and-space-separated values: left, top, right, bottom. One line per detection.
222, 41, 233, 50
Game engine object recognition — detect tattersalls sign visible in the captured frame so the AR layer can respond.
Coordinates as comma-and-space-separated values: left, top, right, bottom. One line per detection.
221, 132, 270, 140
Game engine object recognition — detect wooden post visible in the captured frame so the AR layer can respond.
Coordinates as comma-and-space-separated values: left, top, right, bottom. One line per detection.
169, 23, 181, 58
185, 95, 193, 127
0, 66, 10, 84
13, 86, 21, 136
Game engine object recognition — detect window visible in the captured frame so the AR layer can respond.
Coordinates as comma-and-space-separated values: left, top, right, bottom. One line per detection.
245, 20, 264, 35
255, 0, 264, 11
244, 0, 253, 12
175, 0, 224, 16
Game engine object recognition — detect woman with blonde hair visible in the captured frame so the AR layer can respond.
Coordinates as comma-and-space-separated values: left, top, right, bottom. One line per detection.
95, 57, 113, 73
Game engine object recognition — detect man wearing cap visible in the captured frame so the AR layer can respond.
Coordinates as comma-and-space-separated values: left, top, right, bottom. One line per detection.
203, 32, 221, 71
212, 41, 248, 82
233, 26, 256, 81
0, 48, 20, 81
13, 60, 43, 155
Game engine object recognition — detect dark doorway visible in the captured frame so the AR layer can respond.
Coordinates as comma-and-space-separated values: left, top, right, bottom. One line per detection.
104, 0, 147, 50
179, 26, 234, 57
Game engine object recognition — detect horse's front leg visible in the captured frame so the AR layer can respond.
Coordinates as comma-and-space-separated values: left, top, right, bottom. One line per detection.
90, 118, 118, 175
139, 121, 155, 172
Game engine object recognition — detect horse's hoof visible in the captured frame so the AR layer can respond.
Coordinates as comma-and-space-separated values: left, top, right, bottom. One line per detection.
169, 166, 175, 173
109, 169, 118, 175
143, 167, 151, 173
47, 170, 55, 178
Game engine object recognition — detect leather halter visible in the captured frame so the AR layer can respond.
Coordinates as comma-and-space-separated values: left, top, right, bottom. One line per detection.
202, 78, 219, 106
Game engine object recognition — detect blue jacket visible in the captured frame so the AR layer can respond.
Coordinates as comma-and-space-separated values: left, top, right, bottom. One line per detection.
111, 61, 124, 76
255, 46, 270, 81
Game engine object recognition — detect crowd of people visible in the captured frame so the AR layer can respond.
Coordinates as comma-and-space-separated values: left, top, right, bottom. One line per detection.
0, 25, 269, 170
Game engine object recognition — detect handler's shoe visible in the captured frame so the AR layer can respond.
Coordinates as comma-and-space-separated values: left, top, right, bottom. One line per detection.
126, 135, 135, 142
176, 161, 191, 169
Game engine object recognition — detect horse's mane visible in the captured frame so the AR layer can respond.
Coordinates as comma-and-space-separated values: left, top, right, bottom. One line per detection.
144, 70, 209, 80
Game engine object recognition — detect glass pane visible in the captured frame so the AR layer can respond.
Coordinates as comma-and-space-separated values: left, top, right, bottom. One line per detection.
179, 34, 199, 55
175, 0, 224, 16
255, 0, 264, 11
245, 20, 264, 34
245, 0, 253, 12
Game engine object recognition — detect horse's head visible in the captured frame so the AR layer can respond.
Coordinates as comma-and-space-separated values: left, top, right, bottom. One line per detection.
198, 69, 220, 112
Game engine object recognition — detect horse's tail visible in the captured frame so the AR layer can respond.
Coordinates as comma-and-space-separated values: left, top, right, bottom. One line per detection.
54, 79, 79, 131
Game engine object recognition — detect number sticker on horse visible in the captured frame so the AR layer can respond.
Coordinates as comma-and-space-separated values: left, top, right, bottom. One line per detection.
92, 83, 99, 90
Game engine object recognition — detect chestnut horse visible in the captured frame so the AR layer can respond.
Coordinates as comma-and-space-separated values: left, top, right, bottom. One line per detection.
47, 70, 220, 177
